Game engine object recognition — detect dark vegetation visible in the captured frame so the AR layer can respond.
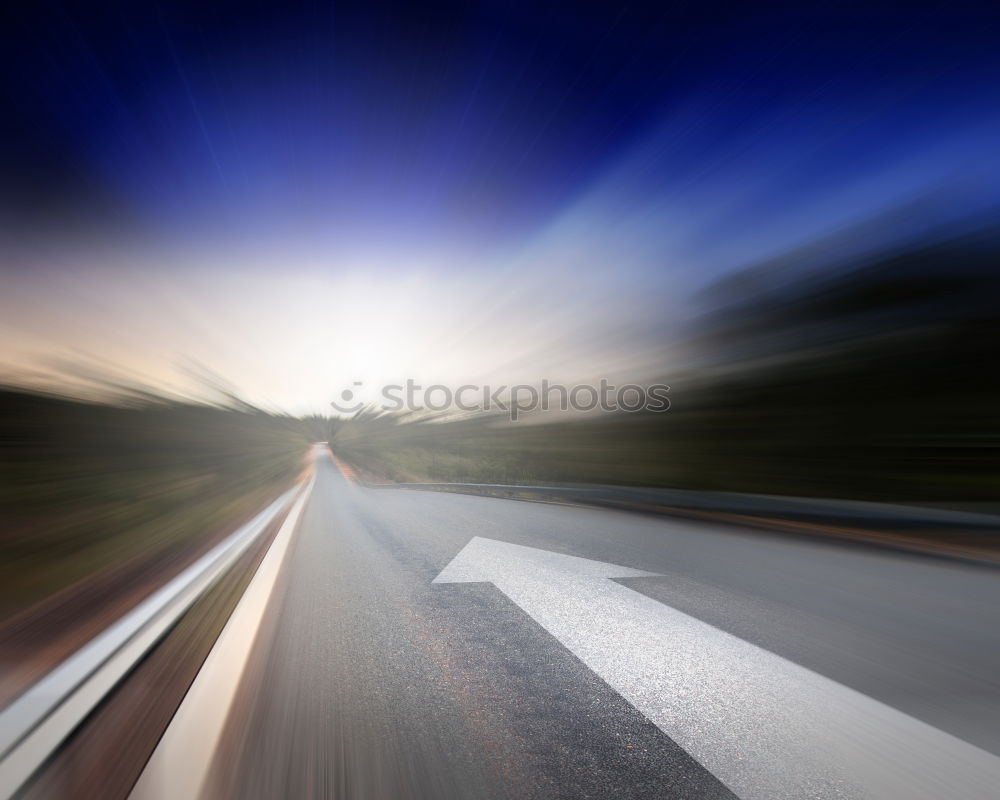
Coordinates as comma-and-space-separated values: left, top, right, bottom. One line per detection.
333, 226, 1000, 510
0, 389, 314, 619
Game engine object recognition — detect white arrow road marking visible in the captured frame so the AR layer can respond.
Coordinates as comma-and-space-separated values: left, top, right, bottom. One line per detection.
434, 536, 1000, 800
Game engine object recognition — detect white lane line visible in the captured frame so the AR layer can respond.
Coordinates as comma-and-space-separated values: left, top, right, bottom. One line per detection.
0, 486, 300, 800
435, 536, 1000, 800
129, 472, 315, 800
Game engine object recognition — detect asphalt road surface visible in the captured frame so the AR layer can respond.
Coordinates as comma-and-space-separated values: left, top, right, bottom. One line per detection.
205, 454, 1000, 799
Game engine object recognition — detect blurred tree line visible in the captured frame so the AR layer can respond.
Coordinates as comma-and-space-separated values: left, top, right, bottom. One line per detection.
0, 389, 314, 617
334, 224, 1000, 508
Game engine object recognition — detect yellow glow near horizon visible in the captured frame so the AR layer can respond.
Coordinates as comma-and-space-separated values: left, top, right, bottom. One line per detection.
0, 236, 676, 414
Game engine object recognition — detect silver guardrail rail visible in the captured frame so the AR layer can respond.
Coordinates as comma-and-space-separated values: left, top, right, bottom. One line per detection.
371, 481, 1000, 529
0, 481, 306, 800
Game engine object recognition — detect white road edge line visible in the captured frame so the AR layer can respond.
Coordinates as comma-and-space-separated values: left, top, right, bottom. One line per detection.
0, 482, 304, 800
128, 470, 315, 800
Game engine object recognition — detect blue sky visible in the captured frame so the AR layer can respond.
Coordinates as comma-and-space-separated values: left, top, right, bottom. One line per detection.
1, 1, 999, 410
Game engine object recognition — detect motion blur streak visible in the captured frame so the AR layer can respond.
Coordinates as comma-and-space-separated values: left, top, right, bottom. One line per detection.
0, 386, 316, 701
2, 1, 1000, 799
2, 2, 1000, 410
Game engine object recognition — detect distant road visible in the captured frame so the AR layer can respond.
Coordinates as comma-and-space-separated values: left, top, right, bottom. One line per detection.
199, 454, 1000, 799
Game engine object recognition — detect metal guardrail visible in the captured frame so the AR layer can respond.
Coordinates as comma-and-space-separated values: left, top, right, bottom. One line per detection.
370, 481, 1000, 530
129, 474, 314, 800
0, 483, 305, 800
